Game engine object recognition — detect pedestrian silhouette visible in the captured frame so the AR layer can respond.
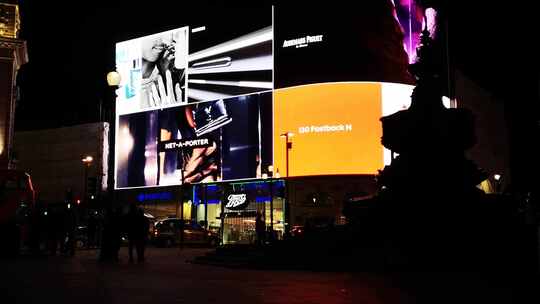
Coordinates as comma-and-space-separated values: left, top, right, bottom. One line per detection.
99, 207, 121, 262
255, 212, 265, 246
87, 212, 97, 248
60, 205, 76, 256
127, 205, 149, 263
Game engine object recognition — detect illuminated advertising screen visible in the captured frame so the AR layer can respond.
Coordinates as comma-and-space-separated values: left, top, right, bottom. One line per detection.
115, 3, 427, 189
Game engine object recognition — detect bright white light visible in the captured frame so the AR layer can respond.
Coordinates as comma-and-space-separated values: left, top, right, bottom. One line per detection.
44, 211, 48, 216
120, 133, 134, 156
239, 81, 273, 89
188, 79, 272, 89
189, 55, 272, 74
187, 88, 232, 102
144, 162, 158, 183
381, 83, 414, 166
442, 96, 451, 108
160, 171, 183, 186
191, 26, 206, 33
268, 165, 274, 172
262, 173, 268, 179
144, 151, 151, 157
67, 204, 71, 209
191, 57, 231, 69
0, 131, 3, 155
90, 195, 95, 200
227, 145, 250, 153
189, 26, 272, 62
494, 174, 501, 181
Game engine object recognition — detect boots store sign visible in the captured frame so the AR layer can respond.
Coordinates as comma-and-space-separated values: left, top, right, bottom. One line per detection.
225, 193, 249, 210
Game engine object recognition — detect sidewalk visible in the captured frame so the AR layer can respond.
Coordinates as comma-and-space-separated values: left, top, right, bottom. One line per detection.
0, 247, 410, 304
2, 246, 538, 304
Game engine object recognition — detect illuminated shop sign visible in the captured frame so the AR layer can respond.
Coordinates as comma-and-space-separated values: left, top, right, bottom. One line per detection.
159, 138, 211, 151
282, 34, 323, 48
137, 192, 173, 202
225, 193, 248, 210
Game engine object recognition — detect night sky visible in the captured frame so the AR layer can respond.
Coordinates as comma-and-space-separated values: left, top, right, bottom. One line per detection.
16, 1, 116, 130
15, 0, 271, 130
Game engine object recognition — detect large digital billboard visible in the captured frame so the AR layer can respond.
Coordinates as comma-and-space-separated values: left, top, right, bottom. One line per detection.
115, 3, 427, 189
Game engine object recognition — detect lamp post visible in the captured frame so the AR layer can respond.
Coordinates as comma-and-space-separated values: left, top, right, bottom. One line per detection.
494, 174, 502, 193
267, 165, 274, 238
82, 156, 93, 204
262, 168, 271, 236
280, 132, 294, 178
280, 132, 293, 235
106, 71, 121, 206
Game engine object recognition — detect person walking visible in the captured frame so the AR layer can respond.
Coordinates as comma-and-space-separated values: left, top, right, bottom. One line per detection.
127, 205, 149, 263
126, 205, 138, 263
135, 208, 149, 263
255, 212, 265, 246
87, 212, 97, 249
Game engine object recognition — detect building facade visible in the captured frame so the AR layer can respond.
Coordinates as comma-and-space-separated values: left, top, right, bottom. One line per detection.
13, 122, 109, 206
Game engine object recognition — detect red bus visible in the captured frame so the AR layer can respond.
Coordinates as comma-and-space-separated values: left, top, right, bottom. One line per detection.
0, 169, 36, 254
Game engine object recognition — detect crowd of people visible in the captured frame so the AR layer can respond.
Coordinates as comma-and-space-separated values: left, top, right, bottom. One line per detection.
12, 202, 150, 263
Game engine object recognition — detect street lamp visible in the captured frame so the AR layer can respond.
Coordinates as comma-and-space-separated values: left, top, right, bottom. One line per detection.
494, 174, 502, 193
82, 155, 93, 204
106, 71, 121, 87
279, 132, 293, 235
267, 165, 274, 238
279, 132, 294, 179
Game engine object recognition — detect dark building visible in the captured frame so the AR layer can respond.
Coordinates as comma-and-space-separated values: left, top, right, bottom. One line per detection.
0, 1, 27, 168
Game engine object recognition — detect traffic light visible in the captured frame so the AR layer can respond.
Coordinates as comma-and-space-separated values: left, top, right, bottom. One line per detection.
87, 177, 98, 198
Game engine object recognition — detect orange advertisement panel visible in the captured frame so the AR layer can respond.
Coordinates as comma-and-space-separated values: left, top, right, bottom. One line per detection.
274, 83, 383, 177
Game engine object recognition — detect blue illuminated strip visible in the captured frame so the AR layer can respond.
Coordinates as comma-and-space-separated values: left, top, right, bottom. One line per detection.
193, 197, 271, 205
137, 192, 173, 202
255, 196, 272, 203
192, 180, 285, 205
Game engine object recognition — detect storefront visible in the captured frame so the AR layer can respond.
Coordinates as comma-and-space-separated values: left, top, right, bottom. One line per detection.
117, 175, 377, 245
190, 179, 286, 245
117, 179, 286, 245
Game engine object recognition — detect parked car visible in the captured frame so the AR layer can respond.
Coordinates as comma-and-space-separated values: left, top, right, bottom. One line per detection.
74, 225, 88, 249
290, 225, 305, 238
290, 216, 337, 240
152, 218, 218, 247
